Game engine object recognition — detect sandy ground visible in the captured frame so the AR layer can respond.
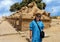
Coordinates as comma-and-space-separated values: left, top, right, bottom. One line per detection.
0, 19, 60, 42
0, 21, 18, 35
43, 26, 60, 42
0, 20, 27, 42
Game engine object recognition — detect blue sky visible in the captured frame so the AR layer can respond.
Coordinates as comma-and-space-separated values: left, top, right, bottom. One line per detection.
0, 0, 60, 17
43, 0, 60, 16
0, 0, 22, 17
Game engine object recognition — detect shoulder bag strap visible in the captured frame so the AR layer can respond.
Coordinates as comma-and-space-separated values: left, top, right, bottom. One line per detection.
34, 20, 41, 32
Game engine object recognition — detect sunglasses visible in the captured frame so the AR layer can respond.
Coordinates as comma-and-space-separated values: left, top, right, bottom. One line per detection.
37, 16, 41, 18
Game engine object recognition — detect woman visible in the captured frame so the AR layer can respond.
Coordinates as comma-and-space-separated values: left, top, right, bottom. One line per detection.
29, 13, 44, 42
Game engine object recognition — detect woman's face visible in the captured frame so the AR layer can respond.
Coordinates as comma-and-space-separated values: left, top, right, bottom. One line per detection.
36, 16, 41, 21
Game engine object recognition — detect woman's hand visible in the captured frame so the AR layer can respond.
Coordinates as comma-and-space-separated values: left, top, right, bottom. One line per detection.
30, 30, 32, 39
30, 35, 32, 39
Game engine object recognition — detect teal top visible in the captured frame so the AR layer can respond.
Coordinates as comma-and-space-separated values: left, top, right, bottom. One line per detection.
29, 20, 44, 42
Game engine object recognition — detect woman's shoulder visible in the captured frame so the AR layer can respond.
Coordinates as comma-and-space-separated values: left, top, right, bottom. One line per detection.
39, 21, 44, 23
30, 20, 36, 25
30, 20, 34, 24
39, 20, 43, 22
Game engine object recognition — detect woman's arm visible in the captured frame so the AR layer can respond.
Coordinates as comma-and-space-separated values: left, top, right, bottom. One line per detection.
41, 21, 44, 30
30, 30, 32, 39
29, 22, 33, 39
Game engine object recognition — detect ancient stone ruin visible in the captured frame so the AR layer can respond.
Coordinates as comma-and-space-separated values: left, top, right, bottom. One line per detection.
6, 2, 51, 31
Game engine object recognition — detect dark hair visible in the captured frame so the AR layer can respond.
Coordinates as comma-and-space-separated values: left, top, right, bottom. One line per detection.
35, 13, 41, 17
34, 13, 42, 21
34, 17, 41, 22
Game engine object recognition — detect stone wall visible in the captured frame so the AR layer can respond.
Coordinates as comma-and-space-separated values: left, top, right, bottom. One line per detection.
6, 2, 51, 31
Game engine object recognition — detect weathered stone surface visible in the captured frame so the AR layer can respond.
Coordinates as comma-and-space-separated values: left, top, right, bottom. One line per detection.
6, 2, 51, 31
0, 21, 18, 35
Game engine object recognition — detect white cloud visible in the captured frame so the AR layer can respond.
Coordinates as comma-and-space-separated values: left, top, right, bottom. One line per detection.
0, 0, 21, 17
51, 6, 60, 13
43, 0, 60, 16
43, 0, 52, 4
0, 0, 13, 9
50, 6, 60, 16
0, 0, 19, 10
43, 0, 60, 4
